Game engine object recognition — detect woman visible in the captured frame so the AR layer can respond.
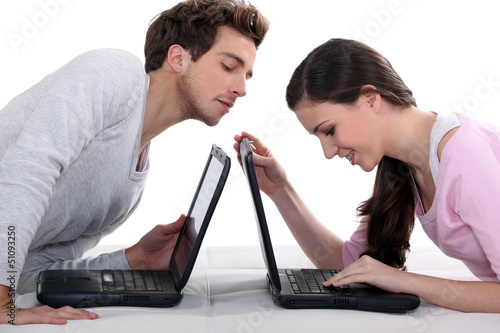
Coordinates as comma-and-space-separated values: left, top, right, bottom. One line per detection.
234, 38, 500, 313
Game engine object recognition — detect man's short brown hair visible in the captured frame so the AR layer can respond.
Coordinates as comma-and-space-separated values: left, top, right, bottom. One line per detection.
144, 0, 270, 73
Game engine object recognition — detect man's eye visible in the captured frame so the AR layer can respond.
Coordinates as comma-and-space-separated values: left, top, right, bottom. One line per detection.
222, 63, 233, 72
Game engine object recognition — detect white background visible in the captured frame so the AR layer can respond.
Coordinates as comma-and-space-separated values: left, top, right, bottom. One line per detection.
1, 0, 499, 251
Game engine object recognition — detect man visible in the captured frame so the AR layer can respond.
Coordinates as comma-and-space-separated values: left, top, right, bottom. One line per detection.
0, 0, 269, 325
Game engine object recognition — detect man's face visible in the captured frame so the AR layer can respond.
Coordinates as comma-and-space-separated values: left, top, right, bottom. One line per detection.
178, 25, 257, 126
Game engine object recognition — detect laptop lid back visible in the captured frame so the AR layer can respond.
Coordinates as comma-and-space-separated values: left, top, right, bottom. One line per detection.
169, 144, 230, 290
240, 138, 282, 291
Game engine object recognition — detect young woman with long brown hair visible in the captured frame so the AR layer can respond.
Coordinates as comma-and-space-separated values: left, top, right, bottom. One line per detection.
234, 38, 500, 313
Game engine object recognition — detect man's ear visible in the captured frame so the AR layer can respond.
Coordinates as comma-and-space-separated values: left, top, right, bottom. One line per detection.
359, 84, 381, 114
165, 44, 189, 73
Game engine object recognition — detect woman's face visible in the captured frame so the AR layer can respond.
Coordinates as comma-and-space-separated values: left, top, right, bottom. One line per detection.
294, 97, 384, 172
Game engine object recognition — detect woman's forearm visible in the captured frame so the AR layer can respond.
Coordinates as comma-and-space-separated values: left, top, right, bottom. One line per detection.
269, 180, 344, 269
405, 272, 500, 313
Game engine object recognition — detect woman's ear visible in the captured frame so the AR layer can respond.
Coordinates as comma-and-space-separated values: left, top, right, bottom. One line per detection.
359, 84, 381, 114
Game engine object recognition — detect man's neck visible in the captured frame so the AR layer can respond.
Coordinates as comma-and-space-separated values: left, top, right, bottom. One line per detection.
140, 70, 184, 152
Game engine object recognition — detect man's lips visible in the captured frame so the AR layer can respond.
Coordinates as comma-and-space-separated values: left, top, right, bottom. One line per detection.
217, 99, 234, 113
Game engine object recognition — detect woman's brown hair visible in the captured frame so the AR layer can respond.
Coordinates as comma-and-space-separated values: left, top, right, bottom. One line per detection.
144, 0, 269, 73
286, 38, 416, 269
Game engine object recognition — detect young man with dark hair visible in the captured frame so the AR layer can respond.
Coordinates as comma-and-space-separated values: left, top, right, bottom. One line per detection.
0, 0, 269, 325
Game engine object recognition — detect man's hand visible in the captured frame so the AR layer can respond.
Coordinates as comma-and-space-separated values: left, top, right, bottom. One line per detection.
0, 285, 98, 325
125, 214, 186, 270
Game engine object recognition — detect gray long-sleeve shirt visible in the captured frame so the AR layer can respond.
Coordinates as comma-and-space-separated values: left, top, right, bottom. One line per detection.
0, 49, 150, 294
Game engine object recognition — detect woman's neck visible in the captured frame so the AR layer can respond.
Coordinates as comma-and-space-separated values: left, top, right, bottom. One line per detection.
383, 106, 437, 177
383, 107, 438, 211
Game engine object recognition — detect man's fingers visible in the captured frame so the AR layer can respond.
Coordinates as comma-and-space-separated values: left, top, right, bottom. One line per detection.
15, 306, 98, 325
159, 214, 186, 233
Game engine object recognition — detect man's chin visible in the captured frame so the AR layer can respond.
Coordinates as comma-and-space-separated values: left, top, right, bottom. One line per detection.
203, 115, 223, 127
189, 110, 225, 127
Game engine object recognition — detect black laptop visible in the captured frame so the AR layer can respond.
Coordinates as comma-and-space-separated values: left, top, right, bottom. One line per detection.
36, 144, 230, 308
239, 137, 420, 312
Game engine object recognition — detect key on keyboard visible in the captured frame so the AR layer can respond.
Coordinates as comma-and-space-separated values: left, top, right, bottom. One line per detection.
286, 269, 352, 295
101, 270, 162, 291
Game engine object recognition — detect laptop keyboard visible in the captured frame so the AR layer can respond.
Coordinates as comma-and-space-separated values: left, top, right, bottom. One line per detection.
100, 270, 163, 291
285, 269, 352, 295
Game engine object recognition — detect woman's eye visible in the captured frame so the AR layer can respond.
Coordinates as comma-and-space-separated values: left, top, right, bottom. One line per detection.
326, 127, 335, 136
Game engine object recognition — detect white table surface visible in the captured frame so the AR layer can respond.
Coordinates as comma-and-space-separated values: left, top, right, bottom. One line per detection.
6, 245, 500, 332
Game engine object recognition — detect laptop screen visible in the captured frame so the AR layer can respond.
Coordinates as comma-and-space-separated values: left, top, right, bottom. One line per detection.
169, 145, 230, 289
239, 138, 282, 291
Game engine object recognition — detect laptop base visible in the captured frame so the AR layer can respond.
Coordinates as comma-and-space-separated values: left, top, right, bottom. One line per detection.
37, 269, 181, 308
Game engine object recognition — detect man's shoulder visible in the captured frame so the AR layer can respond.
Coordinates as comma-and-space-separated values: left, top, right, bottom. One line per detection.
70, 48, 144, 74
77, 48, 141, 63
56, 48, 147, 97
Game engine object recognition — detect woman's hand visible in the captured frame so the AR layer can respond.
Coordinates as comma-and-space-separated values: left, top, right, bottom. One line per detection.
323, 255, 408, 293
324, 255, 500, 313
234, 131, 288, 197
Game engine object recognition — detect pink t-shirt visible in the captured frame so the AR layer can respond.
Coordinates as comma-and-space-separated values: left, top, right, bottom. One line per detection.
342, 113, 500, 282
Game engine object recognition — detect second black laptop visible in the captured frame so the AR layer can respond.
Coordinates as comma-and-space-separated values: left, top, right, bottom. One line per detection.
239, 137, 420, 312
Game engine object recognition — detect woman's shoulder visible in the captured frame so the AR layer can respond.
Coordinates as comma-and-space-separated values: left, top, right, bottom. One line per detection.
439, 113, 500, 185
442, 113, 500, 158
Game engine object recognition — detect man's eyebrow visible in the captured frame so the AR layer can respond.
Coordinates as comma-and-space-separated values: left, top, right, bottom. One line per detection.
219, 52, 253, 79
313, 120, 328, 134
